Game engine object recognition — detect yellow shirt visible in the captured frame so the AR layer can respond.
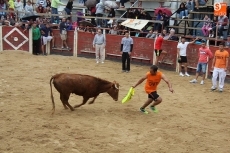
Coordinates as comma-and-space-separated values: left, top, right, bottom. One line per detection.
8, 0, 15, 9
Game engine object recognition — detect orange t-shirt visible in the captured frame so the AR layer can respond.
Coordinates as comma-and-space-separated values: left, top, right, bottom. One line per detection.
214, 50, 229, 68
145, 71, 162, 94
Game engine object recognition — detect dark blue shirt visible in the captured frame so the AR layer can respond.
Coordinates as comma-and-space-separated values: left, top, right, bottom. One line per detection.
40, 27, 52, 37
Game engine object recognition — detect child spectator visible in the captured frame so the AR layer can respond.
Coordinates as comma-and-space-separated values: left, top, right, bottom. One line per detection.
208, 16, 217, 37
177, 2, 188, 19
201, 15, 211, 37
59, 18, 70, 50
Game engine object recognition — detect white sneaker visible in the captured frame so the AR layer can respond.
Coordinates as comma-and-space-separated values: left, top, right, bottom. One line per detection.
200, 80, 204, 85
96, 61, 99, 64
185, 73, 190, 77
101, 61, 104, 64
179, 72, 184, 77
189, 79, 197, 83
219, 88, 223, 92
211, 86, 216, 91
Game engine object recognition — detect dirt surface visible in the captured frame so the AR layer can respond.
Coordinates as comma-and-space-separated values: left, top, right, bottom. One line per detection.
0, 50, 229, 153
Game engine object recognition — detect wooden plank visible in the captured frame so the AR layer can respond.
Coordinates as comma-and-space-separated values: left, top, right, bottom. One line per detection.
52, 47, 71, 51
190, 11, 213, 15
173, 18, 212, 22
158, 61, 173, 65
107, 53, 122, 57
81, 50, 95, 54
168, 26, 201, 30
187, 66, 197, 70
132, 57, 150, 61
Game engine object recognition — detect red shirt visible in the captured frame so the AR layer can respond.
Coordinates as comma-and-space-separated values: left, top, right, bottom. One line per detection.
155, 36, 163, 50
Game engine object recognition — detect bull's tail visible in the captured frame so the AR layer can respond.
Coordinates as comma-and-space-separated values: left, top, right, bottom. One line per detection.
50, 76, 55, 115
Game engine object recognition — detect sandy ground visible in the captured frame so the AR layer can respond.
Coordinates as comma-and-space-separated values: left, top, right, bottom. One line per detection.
0, 50, 229, 153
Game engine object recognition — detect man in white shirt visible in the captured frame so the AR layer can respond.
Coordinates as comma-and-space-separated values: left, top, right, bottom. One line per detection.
177, 37, 198, 76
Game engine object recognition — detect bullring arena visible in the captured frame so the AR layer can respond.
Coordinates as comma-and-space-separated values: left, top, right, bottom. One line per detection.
0, 27, 230, 153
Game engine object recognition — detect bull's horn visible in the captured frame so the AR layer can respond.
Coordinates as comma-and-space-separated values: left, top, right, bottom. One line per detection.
114, 84, 119, 89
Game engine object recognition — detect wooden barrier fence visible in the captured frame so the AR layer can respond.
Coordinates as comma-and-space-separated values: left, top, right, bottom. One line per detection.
0, 26, 229, 80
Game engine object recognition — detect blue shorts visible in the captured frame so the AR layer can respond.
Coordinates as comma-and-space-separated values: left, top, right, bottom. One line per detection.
196, 63, 207, 73
198, 0, 206, 5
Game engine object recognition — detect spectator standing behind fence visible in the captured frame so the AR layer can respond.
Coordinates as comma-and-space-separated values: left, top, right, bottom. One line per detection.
146, 30, 156, 39
32, 23, 41, 55
211, 43, 229, 92
59, 17, 70, 50
177, 37, 198, 77
14, 0, 24, 18
40, 23, 53, 55
51, 0, 65, 24
25, 0, 34, 16
95, 1, 104, 27
120, 31, 133, 72
177, 2, 188, 19
64, 0, 73, 20
164, 28, 178, 41
109, 25, 118, 35
189, 40, 213, 85
201, 15, 211, 37
93, 29, 106, 64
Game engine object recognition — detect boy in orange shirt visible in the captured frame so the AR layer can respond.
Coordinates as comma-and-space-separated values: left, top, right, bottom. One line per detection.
132, 65, 174, 114
211, 42, 229, 92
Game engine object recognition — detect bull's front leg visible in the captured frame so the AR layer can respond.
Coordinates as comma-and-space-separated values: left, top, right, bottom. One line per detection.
74, 97, 89, 108
88, 96, 98, 104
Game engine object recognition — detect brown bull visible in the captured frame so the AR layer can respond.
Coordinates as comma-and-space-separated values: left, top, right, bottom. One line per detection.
50, 73, 120, 114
